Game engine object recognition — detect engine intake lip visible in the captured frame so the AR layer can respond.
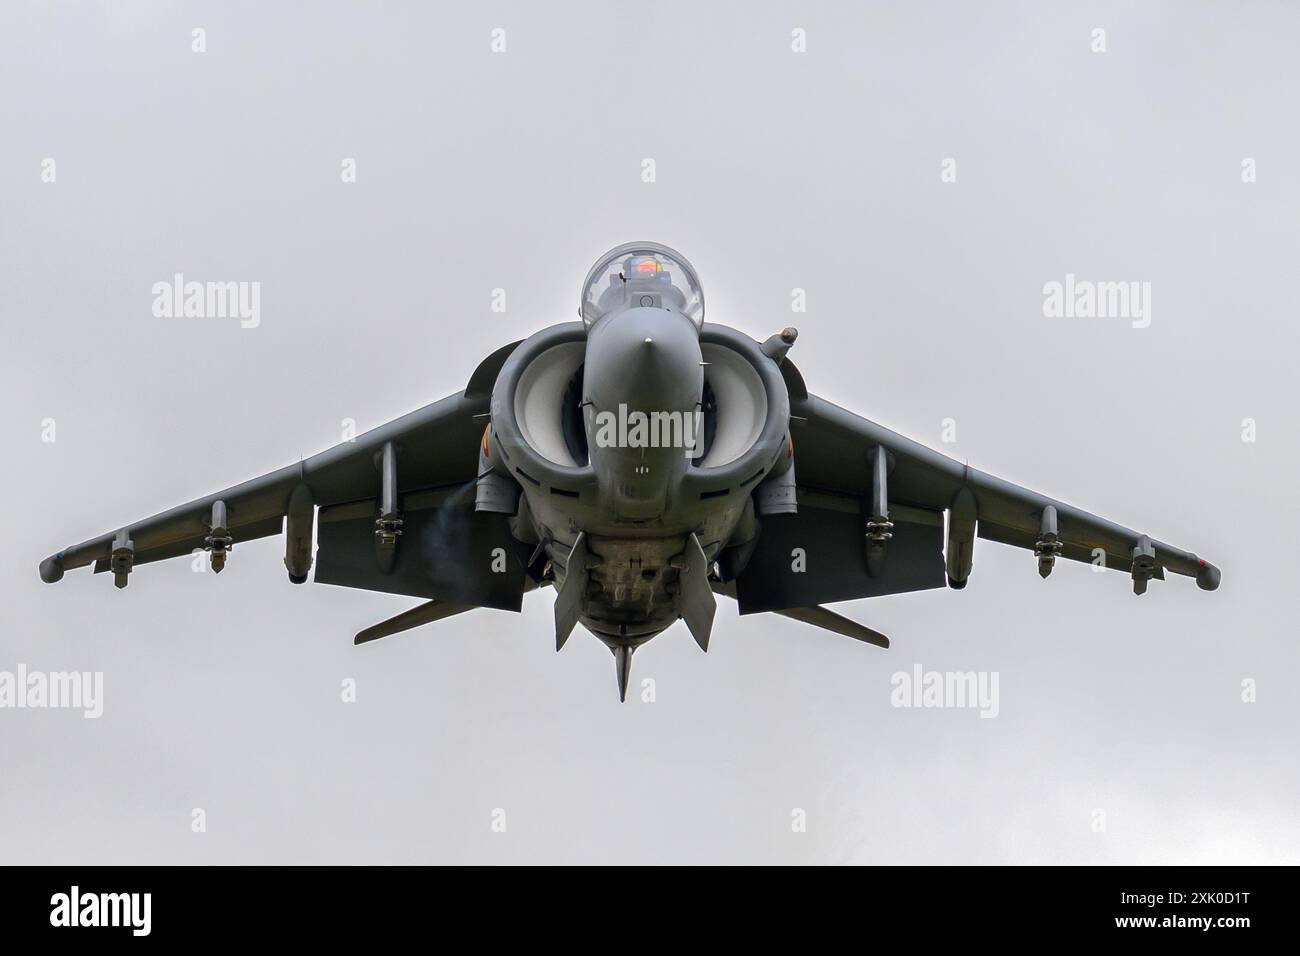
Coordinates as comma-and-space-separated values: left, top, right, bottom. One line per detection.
677, 324, 791, 497
490, 322, 789, 504
489, 322, 597, 493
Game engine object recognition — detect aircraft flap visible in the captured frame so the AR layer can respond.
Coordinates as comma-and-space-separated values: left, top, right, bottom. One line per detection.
734, 491, 946, 613
314, 483, 529, 609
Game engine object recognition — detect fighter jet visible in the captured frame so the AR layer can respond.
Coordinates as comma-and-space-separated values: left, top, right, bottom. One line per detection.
39, 242, 1221, 700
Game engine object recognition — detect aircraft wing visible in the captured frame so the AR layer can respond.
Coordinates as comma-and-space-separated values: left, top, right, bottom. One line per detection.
38, 341, 524, 594
783, 384, 1221, 593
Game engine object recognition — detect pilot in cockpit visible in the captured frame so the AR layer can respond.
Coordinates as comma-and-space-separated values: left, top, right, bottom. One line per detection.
580, 242, 705, 332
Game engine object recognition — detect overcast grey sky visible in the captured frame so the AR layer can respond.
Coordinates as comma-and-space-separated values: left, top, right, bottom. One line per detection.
1, 1, 1296, 864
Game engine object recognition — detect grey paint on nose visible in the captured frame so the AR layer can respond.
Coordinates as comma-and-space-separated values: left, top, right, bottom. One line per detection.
583, 306, 702, 414
582, 306, 704, 521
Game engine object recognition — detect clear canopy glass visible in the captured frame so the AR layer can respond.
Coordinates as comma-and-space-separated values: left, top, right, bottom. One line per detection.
580, 242, 705, 330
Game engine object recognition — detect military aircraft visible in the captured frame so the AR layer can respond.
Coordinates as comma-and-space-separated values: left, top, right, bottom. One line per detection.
39, 242, 1221, 700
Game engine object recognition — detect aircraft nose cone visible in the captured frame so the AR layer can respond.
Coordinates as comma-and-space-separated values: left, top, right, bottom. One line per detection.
583, 306, 702, 413
583, 306, 704, 520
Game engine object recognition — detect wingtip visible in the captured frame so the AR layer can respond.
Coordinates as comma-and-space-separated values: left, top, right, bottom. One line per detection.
39, 554, 64, 584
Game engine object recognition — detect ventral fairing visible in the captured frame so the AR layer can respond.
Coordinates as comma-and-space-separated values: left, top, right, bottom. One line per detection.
40, 242, 1221, 700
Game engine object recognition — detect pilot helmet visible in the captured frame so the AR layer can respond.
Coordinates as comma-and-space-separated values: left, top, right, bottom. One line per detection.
580, 242, 704, 331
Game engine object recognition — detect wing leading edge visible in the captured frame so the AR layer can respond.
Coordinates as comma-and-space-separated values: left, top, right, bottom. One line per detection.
785, 387, 1221, 595
38, 340, 523, 590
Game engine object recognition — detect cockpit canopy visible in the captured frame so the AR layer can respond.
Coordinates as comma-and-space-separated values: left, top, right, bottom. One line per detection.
580, 241, 704, 331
